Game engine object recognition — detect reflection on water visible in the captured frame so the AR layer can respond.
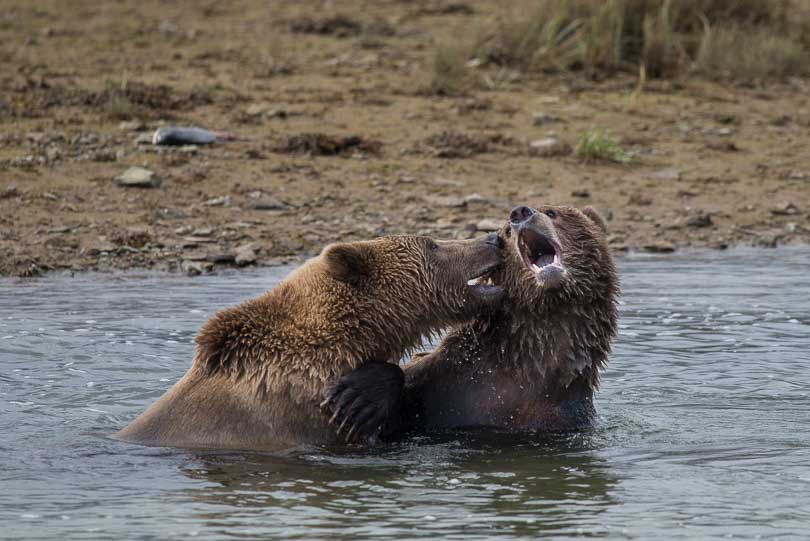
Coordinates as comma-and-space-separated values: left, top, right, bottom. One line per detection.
1, 248, 809, 540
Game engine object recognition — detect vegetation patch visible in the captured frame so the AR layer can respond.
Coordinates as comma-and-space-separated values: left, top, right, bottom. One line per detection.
464, 0, 809, 81
575, 129, 632, 163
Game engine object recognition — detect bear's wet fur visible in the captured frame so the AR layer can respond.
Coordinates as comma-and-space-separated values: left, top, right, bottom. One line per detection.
114, 234, 503, 450
324, 205, 619, 436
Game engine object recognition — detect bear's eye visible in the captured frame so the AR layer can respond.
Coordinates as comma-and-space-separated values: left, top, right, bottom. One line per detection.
504, 229, 511, 238
429, 242, 439, 252
544, 209, 557, 219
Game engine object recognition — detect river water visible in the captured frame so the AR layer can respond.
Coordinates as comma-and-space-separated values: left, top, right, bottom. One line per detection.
1, 248, 809, 540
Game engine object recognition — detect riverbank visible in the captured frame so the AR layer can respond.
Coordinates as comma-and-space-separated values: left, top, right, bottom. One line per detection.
2, 0, 809, 277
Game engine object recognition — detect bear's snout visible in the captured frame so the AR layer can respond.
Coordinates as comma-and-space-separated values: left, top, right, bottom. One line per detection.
509, 205, 536, 225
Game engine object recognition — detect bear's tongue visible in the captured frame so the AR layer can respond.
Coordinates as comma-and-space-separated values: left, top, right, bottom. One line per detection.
531, 253, 556, 272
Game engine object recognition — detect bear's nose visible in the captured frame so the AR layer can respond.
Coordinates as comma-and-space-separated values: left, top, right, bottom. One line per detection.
509, 205, 536, 225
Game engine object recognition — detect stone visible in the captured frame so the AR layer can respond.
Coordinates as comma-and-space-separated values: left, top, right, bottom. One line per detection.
652, 168, 680, 181
532, 113, 559, 126
528, 137, 571, 157
134, 134, 153, 145
234, 242, 260, 266
770, 203, 799, 216
571, 190, 590, 198
182, 260, 205, 276
431, 177, 466, 188
686, 212, 713, 228
204, 195, 231, 207
464, 193, 490, 205
643, 241, 675, 253
115, 167, 161, 188
191, 227, 214, 237
248, 194, 289, 210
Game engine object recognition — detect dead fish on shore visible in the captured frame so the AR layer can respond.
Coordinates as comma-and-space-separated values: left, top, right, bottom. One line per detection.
152, 126, 242, 146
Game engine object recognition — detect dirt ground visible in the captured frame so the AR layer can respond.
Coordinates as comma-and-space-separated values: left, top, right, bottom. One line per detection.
2, 0, 809, 277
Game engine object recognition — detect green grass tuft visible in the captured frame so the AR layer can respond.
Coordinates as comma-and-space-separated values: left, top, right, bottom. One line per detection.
576, 129, 632, 163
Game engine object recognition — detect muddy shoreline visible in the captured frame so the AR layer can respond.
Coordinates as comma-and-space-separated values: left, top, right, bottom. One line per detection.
2, 1, 809, 277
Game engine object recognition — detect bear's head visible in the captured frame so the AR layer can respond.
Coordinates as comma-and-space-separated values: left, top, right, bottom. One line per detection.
321, 233, 505, 337
488, 205, 618, 312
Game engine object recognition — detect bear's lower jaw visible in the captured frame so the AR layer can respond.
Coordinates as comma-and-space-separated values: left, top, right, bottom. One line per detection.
516, 225, 565, 285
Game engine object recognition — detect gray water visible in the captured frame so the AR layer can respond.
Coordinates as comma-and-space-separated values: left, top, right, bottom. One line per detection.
1, 248, 809, 540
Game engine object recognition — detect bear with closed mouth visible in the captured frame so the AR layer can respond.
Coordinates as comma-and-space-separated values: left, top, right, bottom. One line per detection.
114, 233, 504, 450
323, 205, 619, 438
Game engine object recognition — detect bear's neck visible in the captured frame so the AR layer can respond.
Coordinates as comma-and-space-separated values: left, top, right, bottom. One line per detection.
473, 297, 616, 392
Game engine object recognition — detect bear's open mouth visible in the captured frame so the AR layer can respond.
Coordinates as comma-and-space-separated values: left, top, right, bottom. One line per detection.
518, 228, 563, 275
465, 262, 502, 297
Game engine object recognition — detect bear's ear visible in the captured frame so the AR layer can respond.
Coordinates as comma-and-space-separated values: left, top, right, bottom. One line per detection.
581, 206, 608, 234
323, 242, 371, 285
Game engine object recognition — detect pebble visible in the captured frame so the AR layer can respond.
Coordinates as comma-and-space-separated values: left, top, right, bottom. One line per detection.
528, 137, 571, 157
204, 195, 231, 207
191, 227, 214, 237
115, 167, 161, 188
234, 243, 260, 266
642, 241, 675, 253
432, 177, 466, 188
652, 168, 680, 181
686, 212, 713, 228
571, 190, 590, 198
248, 194, 289, 210
770, 203, 799, 216
532, 113, 559, 126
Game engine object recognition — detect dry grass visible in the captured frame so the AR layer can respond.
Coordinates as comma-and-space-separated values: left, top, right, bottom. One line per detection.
465, 0, 808, 80
429, 42, 471, 96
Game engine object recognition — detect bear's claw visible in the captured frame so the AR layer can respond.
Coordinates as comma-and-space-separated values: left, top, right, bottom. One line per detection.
321, 361, 405, 445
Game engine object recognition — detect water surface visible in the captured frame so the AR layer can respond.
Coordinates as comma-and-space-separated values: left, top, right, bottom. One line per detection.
2, 248, 809, 540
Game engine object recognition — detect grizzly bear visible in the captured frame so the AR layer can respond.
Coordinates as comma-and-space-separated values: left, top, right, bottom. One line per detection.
323, 205, 618, 438
113, 233, 504, 450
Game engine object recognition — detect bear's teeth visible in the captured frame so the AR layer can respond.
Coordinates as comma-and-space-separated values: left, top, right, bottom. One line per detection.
467, 278, 478, 286
531, 263, 542, 273
486, 277, 494, 285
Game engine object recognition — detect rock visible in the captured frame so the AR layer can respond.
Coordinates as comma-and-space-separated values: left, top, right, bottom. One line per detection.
643, 241, 675, 253
191, 227, 214, 237
628, 193, 652, 206
248, 193, 289, 210
87, 241, 116, 255
182, 260, 205, 276
174, 225, 192, 235
115, 167, 161, 188
0, 186, 20, 199
234, 242, 260, 266
431, 177, 466, 188
464, 193, 490, 205
528, 137, 571, 157
204, 195, 231, 207
475, 219, 502, 232
134, 134, 153, 145
652, 168, 680, 181
119, 120, 145, 132
785, 222, 798, 233
770, 203, 799, 216
571, 190, 590, 198
532, 112, 559, 126
686, 212, 713, 228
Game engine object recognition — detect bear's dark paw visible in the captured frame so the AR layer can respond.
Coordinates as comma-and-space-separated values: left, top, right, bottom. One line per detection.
320, 361, 405, 445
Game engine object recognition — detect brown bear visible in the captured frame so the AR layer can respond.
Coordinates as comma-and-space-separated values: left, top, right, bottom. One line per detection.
323, 205, 618, 438
113, 233, 504, 450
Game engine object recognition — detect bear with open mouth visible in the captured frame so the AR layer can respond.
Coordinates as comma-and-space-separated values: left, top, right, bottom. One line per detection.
322, 205, 619, 441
